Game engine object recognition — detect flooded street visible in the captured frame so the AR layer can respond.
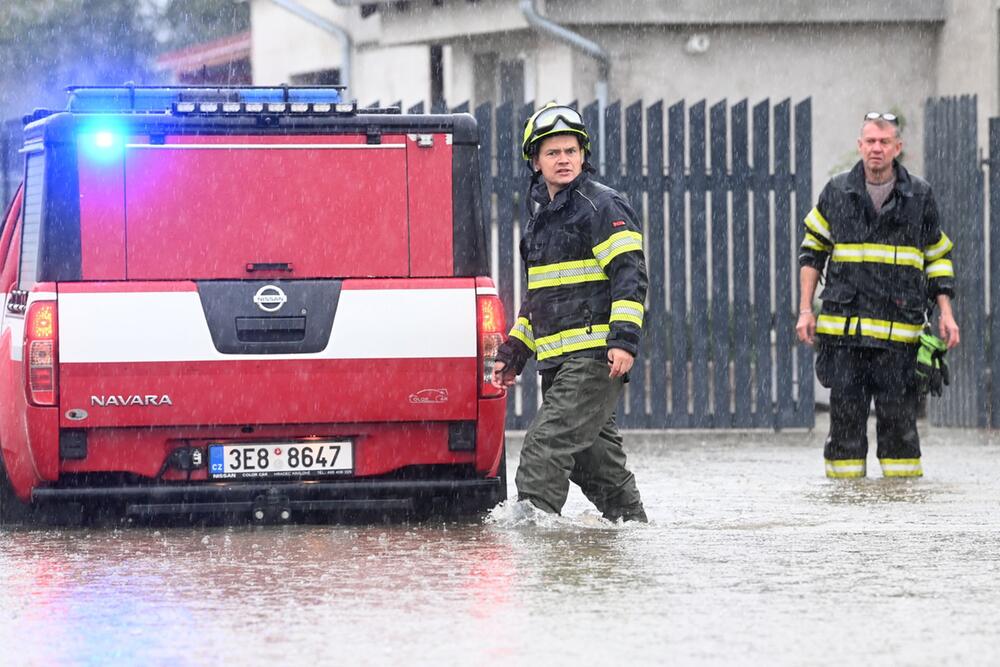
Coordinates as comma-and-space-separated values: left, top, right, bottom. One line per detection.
3, 417, 1000, 666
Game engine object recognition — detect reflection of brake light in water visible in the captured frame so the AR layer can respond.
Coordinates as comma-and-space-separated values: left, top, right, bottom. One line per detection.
465, 539, 516, 620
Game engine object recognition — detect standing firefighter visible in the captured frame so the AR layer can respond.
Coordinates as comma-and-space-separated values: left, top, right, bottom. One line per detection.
796, 112, 960, 479
492, 103, 648, 521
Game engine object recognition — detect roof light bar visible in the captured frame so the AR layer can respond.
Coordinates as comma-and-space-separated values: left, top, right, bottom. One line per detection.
66, 85, 347, 114
157, 91, 362, 117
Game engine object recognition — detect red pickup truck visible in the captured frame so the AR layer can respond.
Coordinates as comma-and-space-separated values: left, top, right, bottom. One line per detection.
0, 86, 507, 523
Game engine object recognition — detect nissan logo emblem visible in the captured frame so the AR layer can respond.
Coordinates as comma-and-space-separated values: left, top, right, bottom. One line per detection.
253, 285, 288, 313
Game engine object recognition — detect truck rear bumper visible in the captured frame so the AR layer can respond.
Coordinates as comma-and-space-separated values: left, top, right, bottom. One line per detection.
31, 478, 503, 519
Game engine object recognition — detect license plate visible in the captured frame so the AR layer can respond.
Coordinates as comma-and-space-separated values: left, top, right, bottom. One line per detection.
208, 441, 353, 479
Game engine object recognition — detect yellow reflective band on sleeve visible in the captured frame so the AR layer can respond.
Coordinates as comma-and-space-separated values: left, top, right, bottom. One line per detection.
831, 243, 924, 270
508, 316, 535, 351
815, 315, 849, 337
610, 299, 644, 326
593, 230, 643, 269
925, 258, 954, 279
527, 258, 608, 290
535, 324, 610, 361
923, 232, 953, 261
879, 458, 923, 478
815, 314, 923, 344
801, 232, 832, 252
804, 207, 832, 244
825, 459, 866, 478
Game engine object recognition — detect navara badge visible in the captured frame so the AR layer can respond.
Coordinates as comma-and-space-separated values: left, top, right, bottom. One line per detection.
253, 285, 287, 313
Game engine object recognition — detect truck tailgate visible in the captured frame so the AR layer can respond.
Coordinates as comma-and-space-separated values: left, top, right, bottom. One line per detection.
56, 280, 478, 428
123, 136, 411, 280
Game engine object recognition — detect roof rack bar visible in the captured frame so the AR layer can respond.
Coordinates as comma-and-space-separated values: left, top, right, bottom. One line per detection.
64, 85, 348, 114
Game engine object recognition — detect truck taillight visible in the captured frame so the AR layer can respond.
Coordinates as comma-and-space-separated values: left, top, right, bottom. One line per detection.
477, 294, 506, 398
25, 301, 58, 406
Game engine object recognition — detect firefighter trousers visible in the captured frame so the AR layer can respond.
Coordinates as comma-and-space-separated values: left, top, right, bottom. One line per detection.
817, 344, 922, 478
515, 356, 646, 520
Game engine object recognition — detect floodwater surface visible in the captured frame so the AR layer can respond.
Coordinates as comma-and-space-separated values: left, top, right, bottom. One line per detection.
2, 418, 999, 666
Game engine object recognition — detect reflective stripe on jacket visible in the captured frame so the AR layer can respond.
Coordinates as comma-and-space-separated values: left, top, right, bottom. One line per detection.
496, 172, 648, 373
798, 160, 955, 349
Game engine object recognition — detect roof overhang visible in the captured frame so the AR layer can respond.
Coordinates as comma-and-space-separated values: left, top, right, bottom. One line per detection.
363, 0, 947, 47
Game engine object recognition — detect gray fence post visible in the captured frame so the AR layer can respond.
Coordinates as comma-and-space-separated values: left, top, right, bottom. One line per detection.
924, 96, 988, 427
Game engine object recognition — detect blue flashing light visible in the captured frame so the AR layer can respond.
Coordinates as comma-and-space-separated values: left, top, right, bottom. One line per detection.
78, 119, 126, 162
94, 131, 116, 149
66, 86, 346, 114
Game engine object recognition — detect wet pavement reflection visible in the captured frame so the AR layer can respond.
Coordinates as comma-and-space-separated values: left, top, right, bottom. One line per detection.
2, 418, 1000, 666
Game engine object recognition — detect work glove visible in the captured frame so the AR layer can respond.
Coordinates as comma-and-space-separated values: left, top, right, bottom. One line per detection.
915, 332, 949, 397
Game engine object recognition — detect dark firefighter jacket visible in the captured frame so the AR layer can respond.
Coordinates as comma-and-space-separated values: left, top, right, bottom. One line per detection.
798, 160, 956, 349
496, 171, 648, 373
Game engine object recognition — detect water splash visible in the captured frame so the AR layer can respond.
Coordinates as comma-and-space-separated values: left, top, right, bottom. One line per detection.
485, 499, 641, 530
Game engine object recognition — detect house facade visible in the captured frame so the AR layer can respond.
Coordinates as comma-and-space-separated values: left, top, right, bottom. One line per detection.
249, 0, 1000, 184
249, 0, 443, 107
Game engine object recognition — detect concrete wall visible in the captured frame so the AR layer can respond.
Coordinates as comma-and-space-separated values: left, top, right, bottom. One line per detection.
377, 0, 529, 45
249, 0, 433, 108
935, 0, 1000, 146
448, 32, 537, 105
587, 22, 939, 186
374, 0, 947, 41
549, 0, 946, 25
442, 19, 937, 196
369, 1, 954, 191
249, 0, 1000, 191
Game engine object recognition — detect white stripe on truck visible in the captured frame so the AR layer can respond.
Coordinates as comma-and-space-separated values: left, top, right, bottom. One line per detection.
58, 289, 477, 363
127, 143, 407, 150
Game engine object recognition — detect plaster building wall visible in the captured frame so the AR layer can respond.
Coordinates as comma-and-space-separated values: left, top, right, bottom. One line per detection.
247, 0, 1000, 192
249, 0, 434, 108
447, 33, 537, 105
544, 0, 946, 25
369, 1, 958, 188
935, 0, 1000, 148
582, 22, 939, 184
445, 22, 936, 194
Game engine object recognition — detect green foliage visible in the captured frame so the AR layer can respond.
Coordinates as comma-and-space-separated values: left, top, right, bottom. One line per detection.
0, 1, 158, 114
156, 0, 250, 53
0, 0, 250, 120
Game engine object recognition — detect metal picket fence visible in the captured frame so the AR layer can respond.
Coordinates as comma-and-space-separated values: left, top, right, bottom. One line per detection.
923, 95, 1000, 428
465, 98, 814, 430
923, 96, 989, 427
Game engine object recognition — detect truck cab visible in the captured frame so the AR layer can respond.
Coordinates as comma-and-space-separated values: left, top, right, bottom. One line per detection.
0, 86, 507, 522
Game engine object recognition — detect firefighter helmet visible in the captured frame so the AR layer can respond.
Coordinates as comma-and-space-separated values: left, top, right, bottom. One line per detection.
521, 102, 591, 161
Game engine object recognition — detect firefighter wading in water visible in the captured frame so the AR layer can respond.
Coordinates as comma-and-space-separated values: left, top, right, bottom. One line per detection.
797, 112, 960, 479
492, 103, 647, 521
